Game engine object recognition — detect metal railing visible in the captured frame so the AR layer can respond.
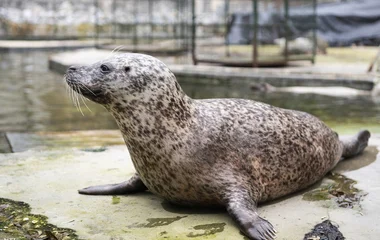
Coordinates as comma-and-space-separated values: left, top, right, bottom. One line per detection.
191, 0, 317, 67
0, 0, 317, 66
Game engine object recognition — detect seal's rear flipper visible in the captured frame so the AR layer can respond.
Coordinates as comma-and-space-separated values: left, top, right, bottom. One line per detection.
78, 173, 147, 195
226, 189, 276, 240
340, 130, 371, 159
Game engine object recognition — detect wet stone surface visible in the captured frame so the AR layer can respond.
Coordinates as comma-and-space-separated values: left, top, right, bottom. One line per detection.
186, 223, 227, 238
128, 216, 187, 229
0, 131, 379, 240
303, 172, 367, 209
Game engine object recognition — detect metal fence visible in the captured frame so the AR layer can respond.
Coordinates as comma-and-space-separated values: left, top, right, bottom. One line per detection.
0, 0, 317, 66
192, 0, 317, 67
94, 0, 191, 54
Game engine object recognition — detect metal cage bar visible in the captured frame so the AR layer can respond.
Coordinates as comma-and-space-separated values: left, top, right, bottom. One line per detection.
191, 0, 317, 67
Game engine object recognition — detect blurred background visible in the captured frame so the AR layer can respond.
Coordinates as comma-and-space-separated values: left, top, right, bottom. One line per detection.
0, 0, 379, 136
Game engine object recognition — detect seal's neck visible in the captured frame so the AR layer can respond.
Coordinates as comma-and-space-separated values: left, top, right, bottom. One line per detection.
107, 86, 194, 148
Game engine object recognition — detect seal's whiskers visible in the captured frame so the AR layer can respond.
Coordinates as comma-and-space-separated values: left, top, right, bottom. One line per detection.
105, 45, 125, 60
114, 45, 126, 54
69, 83, 82, 115
63, 74, 71, 98
63, 73, 86, 115
80, 96, 92, 113
69, 83, 75, 108
74, 84, 84, 116
77, 82, 96, 96
74, 81, 94, 113
77, 86, 92, 113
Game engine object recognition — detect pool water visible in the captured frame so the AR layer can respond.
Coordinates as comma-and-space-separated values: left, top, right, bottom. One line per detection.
0, 51, 379, 135
0, 50, 117, 132
182, 82, 380, 134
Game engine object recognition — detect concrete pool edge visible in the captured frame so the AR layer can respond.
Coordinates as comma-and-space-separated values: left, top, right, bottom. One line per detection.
48, 49, 375, 91
0, 130, 379, 240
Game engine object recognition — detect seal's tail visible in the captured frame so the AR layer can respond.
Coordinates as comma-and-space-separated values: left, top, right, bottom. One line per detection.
340, 130, 371, 159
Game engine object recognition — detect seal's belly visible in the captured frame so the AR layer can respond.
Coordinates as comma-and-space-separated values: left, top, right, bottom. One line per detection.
130, 154, 224, 206
131, 128, 342, 205
240, 126, 343, 202
138, 167, 223, 206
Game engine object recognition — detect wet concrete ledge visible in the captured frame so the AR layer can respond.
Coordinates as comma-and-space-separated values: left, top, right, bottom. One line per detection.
0, 130, 379, 240
171, 65, 375, 90
48, 49, 375, 91
0, 40, 110, 51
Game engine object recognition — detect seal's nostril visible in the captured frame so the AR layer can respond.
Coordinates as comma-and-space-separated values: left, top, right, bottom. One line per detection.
68, 66, 77, 71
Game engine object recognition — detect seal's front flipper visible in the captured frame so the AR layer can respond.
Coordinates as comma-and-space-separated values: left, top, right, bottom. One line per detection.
226, 190, 276, 240
78, 173, 147, 195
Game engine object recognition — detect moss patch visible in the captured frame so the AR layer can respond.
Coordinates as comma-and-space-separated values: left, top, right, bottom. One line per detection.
303, 172, 367, 209
81, 146, 107, 152
0, 198, 79, 240
187, 223, 226, 238
128, 216, 187, 228
112, 196, 121, 205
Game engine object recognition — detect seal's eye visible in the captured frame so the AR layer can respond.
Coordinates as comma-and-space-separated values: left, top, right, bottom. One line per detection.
125, 66, 131, 72
100, 64, 111, 73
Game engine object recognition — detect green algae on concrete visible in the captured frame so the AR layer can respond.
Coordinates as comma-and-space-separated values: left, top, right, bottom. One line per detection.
81, 146, 107, 153
112, 196, 121, 205
303, 172, 367, 209
128, 216, 187, 228
187, 223, 226, 238
0, 198, 79, 240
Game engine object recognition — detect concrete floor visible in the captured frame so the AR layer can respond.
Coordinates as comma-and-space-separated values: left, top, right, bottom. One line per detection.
0, 131, 379, 240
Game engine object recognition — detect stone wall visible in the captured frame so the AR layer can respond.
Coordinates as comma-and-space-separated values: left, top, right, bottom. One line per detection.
0, 0, 191, 39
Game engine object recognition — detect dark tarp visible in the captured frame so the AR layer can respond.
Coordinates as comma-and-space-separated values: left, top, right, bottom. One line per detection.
227, 12, 291, 45
227, 0, 380, 46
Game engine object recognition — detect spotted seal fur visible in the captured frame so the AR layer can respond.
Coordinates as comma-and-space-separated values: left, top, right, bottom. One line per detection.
65, 53, 370, 240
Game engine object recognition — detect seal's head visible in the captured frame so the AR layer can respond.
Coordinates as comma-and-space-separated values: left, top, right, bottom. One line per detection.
65, 53, 183, 106
66, 53, 193, 134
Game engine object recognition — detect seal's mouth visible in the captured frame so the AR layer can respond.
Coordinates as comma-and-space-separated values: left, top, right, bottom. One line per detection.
65, 75, 105, 103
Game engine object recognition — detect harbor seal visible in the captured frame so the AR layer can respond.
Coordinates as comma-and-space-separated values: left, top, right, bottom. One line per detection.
65, 53, 370, 240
